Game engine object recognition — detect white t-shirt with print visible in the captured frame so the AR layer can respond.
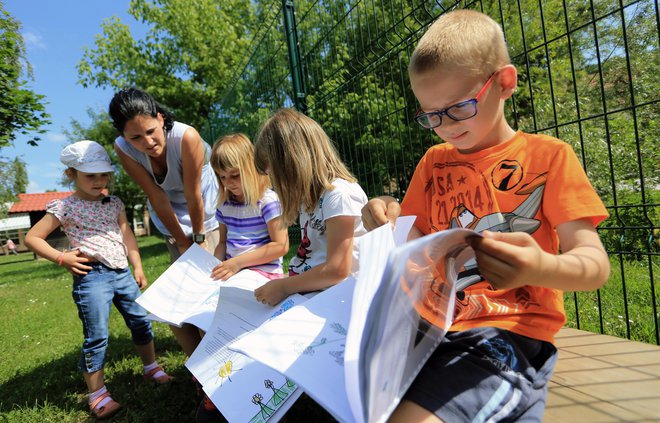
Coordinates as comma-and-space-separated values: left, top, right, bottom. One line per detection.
288, 178, 367, 275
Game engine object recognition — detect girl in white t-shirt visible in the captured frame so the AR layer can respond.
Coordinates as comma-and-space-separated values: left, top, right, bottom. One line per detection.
253, 108, 367, 306
25, 141, 172, 420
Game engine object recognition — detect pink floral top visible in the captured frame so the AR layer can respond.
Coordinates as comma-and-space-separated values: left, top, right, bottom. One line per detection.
47, 195, 129, 269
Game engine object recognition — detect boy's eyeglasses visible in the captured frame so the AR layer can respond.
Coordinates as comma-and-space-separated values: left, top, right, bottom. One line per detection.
414, 73, 497, 129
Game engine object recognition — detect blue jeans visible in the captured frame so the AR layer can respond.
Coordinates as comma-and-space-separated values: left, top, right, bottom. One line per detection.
72, 263, 153, 373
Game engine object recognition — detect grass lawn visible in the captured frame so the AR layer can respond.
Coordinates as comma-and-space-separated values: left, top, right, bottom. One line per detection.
1, 235, 656, 421
0, 236, 333, 422
564, 255, 660, 344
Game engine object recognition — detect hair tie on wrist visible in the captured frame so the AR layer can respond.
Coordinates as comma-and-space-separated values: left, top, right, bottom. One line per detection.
57, 251, 65, 267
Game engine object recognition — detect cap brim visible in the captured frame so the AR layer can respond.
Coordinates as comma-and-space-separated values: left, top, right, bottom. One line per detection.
74, 161, 115, 173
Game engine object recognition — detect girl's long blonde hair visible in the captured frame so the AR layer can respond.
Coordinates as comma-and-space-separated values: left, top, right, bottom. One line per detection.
210, 133, 270, 207
254, 108, 356, 226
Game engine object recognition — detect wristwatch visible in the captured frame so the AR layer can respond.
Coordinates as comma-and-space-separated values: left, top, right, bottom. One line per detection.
192, 233, 206, 244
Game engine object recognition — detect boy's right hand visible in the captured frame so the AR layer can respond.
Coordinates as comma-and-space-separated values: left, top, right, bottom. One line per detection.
361, 196, 401, 231
60, 250, 94, 275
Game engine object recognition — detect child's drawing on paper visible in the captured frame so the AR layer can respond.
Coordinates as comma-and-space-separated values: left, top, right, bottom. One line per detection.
248, 378, 298, 423
291, 322, 347, 365
216, 359, 242, 385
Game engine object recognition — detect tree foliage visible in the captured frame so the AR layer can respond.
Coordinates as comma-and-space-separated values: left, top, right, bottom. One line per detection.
0, 2, 50, 147
208, 0, 657, 258
0, 157, 27, 218
77, 0, 256, 129
75, 0, 657, 257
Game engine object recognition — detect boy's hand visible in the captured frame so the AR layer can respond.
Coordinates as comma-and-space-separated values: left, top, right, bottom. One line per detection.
254, 279, 288, 307
61, 250, 94, 275
134, 268, 148, 289
467, 230, 554, 290
362, 196, 401, 231
211, 259, 241, 281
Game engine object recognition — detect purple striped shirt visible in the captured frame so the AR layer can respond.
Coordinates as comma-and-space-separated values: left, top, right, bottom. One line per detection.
215, 189, 283, 273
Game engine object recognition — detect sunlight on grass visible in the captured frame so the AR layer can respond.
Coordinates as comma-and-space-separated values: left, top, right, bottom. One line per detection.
1, 236, 655, 421
564, 255, 660, 343
0, 235, 329, 422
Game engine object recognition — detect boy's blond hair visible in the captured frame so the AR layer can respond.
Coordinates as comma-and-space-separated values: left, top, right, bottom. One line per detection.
210, 133, 270, 207
254, 108, 356, 227
409, 9, 510, 78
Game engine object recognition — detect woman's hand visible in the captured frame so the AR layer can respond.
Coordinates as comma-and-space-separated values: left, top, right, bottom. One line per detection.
254, 279, 288, 306
175, 238, 194, 254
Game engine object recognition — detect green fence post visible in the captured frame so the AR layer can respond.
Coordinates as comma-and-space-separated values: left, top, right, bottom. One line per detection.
282, 0, 307, 113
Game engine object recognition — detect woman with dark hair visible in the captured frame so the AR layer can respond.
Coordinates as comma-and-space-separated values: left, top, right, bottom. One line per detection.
109, 87, 219, 349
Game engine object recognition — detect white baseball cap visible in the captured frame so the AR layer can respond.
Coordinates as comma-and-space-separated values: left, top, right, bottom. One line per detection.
60, 140, 114, 173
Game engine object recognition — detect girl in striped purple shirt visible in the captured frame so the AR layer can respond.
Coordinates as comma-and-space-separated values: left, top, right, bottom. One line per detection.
209, 133, 289, 281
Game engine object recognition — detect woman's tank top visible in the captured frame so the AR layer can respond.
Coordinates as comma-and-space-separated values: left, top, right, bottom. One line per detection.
115, 121, 219, 236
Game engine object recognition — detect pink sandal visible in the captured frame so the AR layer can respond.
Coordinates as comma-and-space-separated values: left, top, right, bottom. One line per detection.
89, 392, 122, 420
143, 365, 174, 384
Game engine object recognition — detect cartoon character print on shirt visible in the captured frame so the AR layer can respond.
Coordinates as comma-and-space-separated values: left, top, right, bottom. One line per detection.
289, 221, 311, 276
289, 196, 327, 276
420, 160, 547, 325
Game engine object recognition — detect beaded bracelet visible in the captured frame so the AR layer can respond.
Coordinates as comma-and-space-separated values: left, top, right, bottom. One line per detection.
57, 250, 65, 267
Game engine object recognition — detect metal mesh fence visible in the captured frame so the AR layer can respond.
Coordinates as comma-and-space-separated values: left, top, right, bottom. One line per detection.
204, 0, 659, 344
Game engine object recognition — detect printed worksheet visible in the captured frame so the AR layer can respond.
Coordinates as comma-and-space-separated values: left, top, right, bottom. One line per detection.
136, 244, 222, 330
230, 277, 357, 422
186, 279, 307, 423
231, 218, 477, 423
228, 219, 415, 423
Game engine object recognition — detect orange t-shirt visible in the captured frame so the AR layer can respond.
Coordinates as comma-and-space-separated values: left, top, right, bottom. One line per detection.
401, 131, 608, 343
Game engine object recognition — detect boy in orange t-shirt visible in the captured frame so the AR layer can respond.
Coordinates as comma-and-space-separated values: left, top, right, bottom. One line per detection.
362, 9, 610, 423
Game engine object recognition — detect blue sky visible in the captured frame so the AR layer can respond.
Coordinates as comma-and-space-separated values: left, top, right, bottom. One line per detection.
3, 0, 146, 193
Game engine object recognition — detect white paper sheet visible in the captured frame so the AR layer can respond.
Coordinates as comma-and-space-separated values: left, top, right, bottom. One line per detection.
136, 243, 222, 331
186, 277, 307, 423
230, 220, 478, 423
392, 215, 416, 246
344, 223, 396, 422
230, 277, 357, 422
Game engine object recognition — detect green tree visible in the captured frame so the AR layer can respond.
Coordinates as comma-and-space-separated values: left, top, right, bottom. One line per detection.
213, 0, 657, 260
10, 157, 27, 194
64, 109, 146, 228
0, 2, 50, 147
77, 0, 256, 129
0, 157, 27, 218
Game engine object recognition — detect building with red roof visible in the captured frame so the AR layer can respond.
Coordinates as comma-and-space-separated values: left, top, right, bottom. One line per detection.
9, 192, 74, 213
4, 192, 74, 254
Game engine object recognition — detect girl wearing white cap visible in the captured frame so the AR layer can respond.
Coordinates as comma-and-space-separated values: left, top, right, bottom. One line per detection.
25, 140, 173, 420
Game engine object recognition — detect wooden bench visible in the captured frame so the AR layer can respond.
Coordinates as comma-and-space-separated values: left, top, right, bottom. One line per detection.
545, 328, 660, 422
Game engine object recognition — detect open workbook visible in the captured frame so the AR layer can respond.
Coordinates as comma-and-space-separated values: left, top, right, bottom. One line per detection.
135, 244, 308, 422
135, 243, 226, 332
230, 219, 481, 423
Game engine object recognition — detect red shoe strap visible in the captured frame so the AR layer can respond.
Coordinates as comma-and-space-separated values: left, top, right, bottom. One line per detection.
144, 365, 164, 378
89, 391, 110, 410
